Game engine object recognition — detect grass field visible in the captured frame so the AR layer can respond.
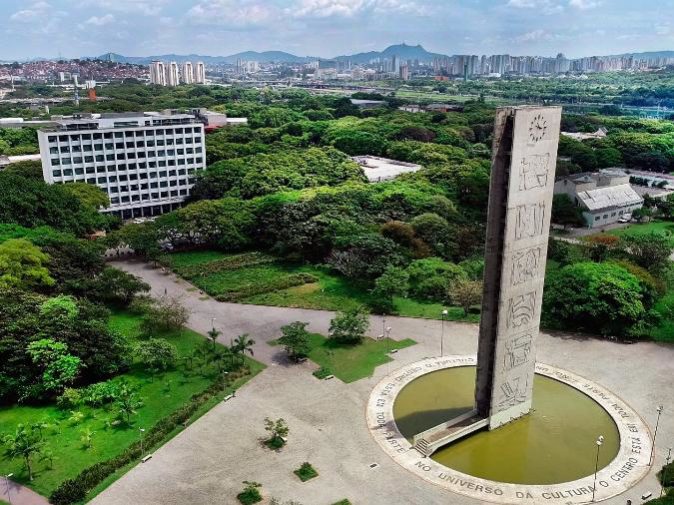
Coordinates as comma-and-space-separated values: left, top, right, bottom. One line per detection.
166, 250, 477, 322
605, 220, 674, 247
272, 333, 415, 383
0, 311, 264, 498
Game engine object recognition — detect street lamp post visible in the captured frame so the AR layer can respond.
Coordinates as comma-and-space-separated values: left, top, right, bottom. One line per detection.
139, 428, 145, 460
4, 473, 13, 505
651, 405, 664, 466
440, 309, 448, 357
592, 435, 604, 502
661, 447, 672, 498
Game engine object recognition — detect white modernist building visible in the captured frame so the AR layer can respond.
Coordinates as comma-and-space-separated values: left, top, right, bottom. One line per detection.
37, 111, 206, 219
194, 62, 206, 84
167, 62, 180, 86
181, 62, 194, 84
554, 169, 643, 228
149, 61, 166, 86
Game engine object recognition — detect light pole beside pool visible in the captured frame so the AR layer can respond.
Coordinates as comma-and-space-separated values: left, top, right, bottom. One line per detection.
651, 405, 664, 466
4, 473, 13, 505
440, 309, 448, 357
661, 447, 672, 498
592, 435, 604, 502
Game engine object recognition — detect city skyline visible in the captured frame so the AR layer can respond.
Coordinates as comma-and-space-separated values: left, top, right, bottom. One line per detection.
2, 0, 674, 61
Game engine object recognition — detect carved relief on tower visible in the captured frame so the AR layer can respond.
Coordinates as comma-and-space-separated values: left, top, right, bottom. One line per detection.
496, 373, 530, 409
510, 246, 543, 286
514, 203, 546, 241
518, 154, 551, 191
506, 291, 536, 329
503, 332, 533, 371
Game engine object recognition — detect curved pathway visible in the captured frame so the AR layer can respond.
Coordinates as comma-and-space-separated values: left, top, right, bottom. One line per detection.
1, 479, 50, 505
90, 259, 674, 505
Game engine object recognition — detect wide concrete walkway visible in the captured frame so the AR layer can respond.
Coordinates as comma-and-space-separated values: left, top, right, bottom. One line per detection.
90, 260, 674, 505
0, 480, 50, 505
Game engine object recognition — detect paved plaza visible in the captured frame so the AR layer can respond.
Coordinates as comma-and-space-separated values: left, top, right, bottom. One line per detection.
90, 260, 674, 505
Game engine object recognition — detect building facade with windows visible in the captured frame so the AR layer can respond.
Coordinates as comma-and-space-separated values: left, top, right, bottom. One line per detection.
37, 111, 206, 219
554, 169, 643, 228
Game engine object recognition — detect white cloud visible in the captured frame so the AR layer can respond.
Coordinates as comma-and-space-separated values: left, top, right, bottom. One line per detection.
515, 29, 553, 42
569, 0, 601, 9
75, 0, 167, 16
187, 0, 276, 28
506, 0, 563, 14
10, 1, 52, 22
291, 0, 426, 18
84, 14, 115, 26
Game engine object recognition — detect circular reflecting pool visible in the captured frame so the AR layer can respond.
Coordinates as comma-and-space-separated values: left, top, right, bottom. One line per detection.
393, 366, 619, 485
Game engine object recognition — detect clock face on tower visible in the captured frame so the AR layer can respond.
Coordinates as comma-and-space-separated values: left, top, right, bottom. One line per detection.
528, 114, 548, 143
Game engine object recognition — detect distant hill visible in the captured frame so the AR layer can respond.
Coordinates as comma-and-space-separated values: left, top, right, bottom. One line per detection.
334, 43, 445, 64
86, 51, 314, 65
80, 46, 674, 67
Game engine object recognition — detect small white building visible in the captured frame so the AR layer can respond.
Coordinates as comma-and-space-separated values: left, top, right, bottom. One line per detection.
554, 169, 643, 228
352, 156, 422, 182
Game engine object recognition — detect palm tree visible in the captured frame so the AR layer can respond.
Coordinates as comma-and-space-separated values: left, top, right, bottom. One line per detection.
231, 334, 255, 366
207, 328, 222, 351
2, 424, 43, 480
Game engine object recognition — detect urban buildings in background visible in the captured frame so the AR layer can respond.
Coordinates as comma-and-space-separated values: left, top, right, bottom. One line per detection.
37, 111, 207, 218
149, 60, 206, 86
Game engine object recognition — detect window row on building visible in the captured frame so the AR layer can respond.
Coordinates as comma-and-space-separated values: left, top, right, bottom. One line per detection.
46, 127, 201, 143
51, 154, 203, 167
48, 138, 202, 154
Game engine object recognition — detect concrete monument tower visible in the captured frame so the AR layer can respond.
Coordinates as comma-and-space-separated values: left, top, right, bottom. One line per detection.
474, 106, 562, 430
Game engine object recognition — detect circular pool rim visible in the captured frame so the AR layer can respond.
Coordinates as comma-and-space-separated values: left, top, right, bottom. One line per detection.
366, 355, 652, 504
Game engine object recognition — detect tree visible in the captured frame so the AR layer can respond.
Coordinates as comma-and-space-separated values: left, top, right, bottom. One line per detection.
0, 238, 55, 290
620, 233, 672, 274
115, 383, 143, 425
278, 322, 311, 361
371, 266, 409, 314
410, 213, 455, 259
207, 327, 222, 351
86, 267, 149, 307
542, 262, 647, 337
26, 339, 82, 399
230, 334, 255, 365
62, 183, 110, 210
2, 424, 44, 480
264, 418, 289, 449
448, 279, 483, 316
552, 194, 585, 228
405, 258, 467, 302
329, 307, 369, 345
136, 338, 178, 374
140, 296, 190, 335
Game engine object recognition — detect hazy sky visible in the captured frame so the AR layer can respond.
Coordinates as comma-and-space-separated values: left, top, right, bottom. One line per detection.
2, 0, 674, 60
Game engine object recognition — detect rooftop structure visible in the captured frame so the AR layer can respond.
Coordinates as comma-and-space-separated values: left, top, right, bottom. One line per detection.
349, 99, 387, 110
352, 155, 422, 182
561, 127, 608, 141
37, 111, 206, 219
554, 169, 643, 228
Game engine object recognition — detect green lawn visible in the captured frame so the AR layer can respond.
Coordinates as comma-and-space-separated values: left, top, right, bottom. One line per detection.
167, 250, 477, 322
605, 220, 674, 247
273, 333, 415, 383
0, 311, 264, 499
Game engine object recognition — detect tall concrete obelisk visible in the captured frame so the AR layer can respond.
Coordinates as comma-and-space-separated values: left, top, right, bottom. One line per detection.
474, 106, 562, 430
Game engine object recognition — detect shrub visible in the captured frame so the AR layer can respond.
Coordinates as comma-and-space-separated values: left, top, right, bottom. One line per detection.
294, 462, 318, 482
313, 367, 332, 379
329, 307, 369, 345
406, 257, 466, 302
80, 381, 121, 407
278, 321, 311, 361
264, 417, 289, 450
57, 388, 82, 409
237, 481, 262, 505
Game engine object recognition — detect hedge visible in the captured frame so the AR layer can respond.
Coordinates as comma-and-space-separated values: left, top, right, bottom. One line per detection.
175, 252, 276, 278
50, 367, 250, 505
215, 273, 319, 301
